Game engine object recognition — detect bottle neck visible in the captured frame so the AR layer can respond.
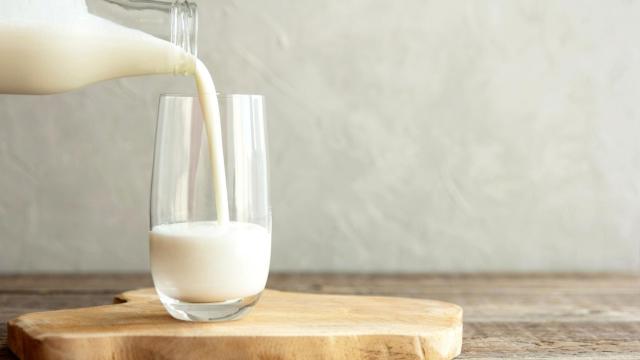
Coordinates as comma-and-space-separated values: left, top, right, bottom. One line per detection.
86, 0, 198, 56
171, 1, 198, 56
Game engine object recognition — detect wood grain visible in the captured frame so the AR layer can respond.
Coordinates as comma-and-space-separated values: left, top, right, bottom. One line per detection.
1, 273, 639, 359
7, 288, 462, 360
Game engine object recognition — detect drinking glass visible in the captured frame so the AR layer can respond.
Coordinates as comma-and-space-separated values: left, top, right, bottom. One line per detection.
150, 94, 270, 321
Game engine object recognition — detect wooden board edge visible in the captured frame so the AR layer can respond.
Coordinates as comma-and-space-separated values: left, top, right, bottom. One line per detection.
7, 318, 27, 360
8, 288, 463, 360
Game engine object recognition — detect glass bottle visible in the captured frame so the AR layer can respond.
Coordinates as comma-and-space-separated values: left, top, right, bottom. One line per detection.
0, 0, 199, 94
86, 0, 198, 56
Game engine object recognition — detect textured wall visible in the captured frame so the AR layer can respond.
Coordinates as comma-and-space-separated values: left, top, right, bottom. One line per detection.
1, 1, 639, 272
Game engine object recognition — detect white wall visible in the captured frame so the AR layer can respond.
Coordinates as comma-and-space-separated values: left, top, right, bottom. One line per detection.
1, 0, 639, 272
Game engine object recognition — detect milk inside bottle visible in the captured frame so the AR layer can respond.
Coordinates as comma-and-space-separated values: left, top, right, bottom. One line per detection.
0, 0, 195, 94
0, 0, 271, 304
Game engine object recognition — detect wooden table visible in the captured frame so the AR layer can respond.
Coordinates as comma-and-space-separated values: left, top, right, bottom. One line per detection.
1, 274, 639, 359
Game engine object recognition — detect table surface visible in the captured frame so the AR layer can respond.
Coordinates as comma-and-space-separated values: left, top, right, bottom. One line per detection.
1, 273, 639, 359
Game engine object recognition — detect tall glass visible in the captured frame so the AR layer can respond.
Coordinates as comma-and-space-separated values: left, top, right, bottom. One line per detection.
150, 94, 270, 321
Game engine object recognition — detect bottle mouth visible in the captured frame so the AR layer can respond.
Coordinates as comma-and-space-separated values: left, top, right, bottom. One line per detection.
171, 0, 198, 56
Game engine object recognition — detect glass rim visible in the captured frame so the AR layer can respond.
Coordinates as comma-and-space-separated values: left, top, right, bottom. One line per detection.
160, 93, 264, 100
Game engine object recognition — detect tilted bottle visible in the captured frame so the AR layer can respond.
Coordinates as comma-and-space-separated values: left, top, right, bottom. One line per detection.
0, 0, 198, 94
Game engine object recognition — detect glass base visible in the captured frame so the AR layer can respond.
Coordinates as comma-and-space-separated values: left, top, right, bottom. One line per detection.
158, 291, 262, 322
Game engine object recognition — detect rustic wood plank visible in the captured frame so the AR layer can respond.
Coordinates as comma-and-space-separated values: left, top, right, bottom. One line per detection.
460, 321, 640, 358
0, 274, 152, 293
1, 273, 637, 293
1, 273, 639, 359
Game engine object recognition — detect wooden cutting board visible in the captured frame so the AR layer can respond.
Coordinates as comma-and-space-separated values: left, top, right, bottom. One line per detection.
8, 288, 462, 360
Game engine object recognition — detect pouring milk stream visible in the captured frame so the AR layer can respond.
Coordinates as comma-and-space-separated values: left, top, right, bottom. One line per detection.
0, 0, 269, 302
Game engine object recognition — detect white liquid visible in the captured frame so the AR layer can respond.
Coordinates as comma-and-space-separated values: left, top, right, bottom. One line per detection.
150, 222, 271, 302
0, 17, 194, 94
194, 60, 229, 224
0, 8, 230, 222
0, 2, 268, 301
